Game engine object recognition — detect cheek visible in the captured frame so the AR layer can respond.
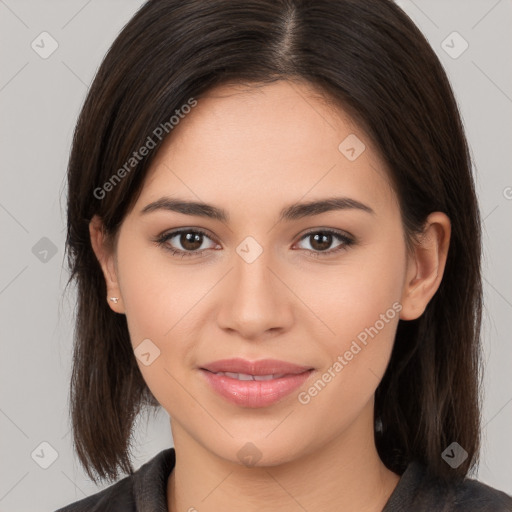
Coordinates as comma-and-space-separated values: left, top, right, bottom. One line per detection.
116, 233, 201, 342
296, 230, 406, 344
301, 233, 406, 395
115, 239, 215, 407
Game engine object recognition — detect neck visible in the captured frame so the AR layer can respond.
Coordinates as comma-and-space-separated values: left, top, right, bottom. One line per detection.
167, 404, 400, 512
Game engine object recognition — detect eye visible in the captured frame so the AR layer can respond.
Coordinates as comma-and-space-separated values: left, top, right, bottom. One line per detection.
153, 228, 218, 258
294, 229, 354, 258
153, 227, 355, 259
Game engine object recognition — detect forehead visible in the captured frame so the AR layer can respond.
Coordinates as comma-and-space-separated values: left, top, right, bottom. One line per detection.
138, 80, 397, 219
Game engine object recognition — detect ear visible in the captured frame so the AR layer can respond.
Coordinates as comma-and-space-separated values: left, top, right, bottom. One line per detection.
399, 212, 451, 320
89, 214, 125, 314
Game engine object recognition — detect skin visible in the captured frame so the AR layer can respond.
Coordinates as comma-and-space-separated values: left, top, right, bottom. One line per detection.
90, 79, 450, 512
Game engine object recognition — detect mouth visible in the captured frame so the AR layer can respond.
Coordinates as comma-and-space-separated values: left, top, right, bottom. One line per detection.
202, 370, 300, 381
199, 357, 314, 376
198, 358, 315, 408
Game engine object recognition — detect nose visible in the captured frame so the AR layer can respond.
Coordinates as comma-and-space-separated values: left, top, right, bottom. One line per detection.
215, 242, 294, 340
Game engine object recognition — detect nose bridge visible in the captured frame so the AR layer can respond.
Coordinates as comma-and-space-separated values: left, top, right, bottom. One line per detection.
215, 234, 291, 336
232, 236, 277, 303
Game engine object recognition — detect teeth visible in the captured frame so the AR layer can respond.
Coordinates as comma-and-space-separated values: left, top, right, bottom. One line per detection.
215, 371, 287, 380
253, 374, 279, 381
226, 372, 253, 380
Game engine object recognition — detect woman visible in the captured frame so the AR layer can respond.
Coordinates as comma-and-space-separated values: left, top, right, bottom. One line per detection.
56, 0, 512, 510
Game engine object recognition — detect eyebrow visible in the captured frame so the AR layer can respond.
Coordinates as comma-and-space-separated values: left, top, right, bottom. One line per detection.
140, 196, 375, 222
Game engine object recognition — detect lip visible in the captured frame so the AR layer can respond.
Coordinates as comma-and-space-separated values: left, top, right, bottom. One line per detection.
200, 358, 313, 376
199, 358, 315, 408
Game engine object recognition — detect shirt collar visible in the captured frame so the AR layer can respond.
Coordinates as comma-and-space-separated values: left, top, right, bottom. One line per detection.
133, 447, 176, 511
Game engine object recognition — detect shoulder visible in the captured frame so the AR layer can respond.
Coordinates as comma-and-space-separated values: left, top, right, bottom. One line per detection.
385, 461, 512, 511
450, 476, 512, 511
54, 473, 135, 512
54, 448, 175, 512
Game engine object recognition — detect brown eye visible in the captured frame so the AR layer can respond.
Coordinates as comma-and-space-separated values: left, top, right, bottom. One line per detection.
179, 231, 204, 251
155, 228, 218, 258
296, 229, 354, 257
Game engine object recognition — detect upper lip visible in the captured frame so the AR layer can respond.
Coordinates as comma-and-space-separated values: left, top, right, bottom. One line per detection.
200, 358, 314, 376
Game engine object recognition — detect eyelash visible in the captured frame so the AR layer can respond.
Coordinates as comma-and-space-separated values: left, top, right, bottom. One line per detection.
153, 228, 355, 259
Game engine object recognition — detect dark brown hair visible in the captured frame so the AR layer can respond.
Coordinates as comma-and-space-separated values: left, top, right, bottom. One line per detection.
64, 0, 482, 484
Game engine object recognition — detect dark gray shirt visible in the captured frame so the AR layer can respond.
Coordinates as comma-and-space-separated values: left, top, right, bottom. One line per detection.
55, 448, 512, 511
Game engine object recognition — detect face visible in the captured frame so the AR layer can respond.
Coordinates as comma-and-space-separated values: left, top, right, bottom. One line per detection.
91, 79, 447, 467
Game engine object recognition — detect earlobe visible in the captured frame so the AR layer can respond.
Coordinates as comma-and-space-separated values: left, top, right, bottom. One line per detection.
89, 215, 125, 314
399, 212, 451, 321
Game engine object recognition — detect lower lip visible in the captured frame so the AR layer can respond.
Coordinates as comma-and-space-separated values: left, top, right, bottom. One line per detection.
200, 369, 314, 408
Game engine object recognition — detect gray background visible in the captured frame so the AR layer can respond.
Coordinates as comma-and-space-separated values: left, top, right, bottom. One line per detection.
0, 0, 511, 510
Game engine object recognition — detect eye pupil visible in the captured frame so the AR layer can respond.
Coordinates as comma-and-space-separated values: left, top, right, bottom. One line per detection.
311, 232, 332, 251
181, 232, 203, 250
